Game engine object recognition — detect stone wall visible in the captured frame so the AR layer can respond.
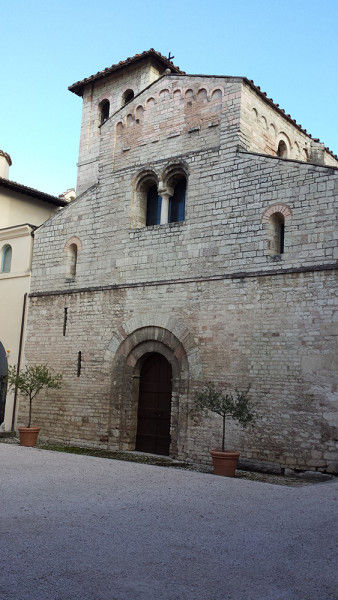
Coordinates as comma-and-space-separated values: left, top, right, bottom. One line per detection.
77, 58, 170, 194
31, 145, 338, 294
22, 62, 338, 474
23, 267, 337, 473
240, 81, 337, 166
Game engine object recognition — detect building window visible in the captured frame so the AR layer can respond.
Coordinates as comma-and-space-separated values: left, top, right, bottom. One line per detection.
277, 140, 288, 158
146, 185, 162, 226
132, 164, 188, 229
99, 100, 110, 125
67, 244, 77, 278
1, 245, 12, 273
64, 237, 82, 280
261, 204, 292, 257
122, 89, 134, 106
268, 212, 285, 255
169, 180, 186, 223
131, 171, 159, 228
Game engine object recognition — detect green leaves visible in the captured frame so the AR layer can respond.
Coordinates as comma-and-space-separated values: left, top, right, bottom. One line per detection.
194, 382, 255, 427
194, 382, 257, 451
7, 365, 62, 400
6, 364, 62, 428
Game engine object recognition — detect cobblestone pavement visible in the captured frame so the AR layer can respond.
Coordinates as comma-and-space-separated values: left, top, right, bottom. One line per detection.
1, 445, 337, 600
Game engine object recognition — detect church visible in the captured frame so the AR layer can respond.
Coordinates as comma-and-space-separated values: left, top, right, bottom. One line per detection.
20, 49, 338, 473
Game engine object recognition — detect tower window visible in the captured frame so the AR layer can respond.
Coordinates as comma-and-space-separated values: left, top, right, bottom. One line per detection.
122, 89, 134, 106
100, 100, 110, 125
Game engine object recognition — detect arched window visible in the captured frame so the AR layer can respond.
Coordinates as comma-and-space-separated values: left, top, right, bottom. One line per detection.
268, 212, 285, 255
67, 244, 77, 278
122, 89, 134, 106
131, 171, 159, 229
64, 237, 82, 279
277, 140, 288, 158
1, 245, 12, 273
162, 163, 188, 224
99, 100, 110, 125
261, 204, 292, 257
169, 179, 186, 223
146, 185, 162, 226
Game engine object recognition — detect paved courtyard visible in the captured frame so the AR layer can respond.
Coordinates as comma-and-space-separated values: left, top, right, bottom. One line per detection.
1, 444, 337, 600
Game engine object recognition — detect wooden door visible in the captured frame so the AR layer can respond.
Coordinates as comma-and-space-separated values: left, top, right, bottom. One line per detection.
136, 353, 172, 456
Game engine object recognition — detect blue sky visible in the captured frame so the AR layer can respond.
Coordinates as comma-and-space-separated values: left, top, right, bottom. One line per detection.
1, 0, 337, 196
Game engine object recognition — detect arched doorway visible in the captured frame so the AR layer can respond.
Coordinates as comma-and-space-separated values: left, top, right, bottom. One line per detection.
136, 353, 172, 456
0, 342, 8, 425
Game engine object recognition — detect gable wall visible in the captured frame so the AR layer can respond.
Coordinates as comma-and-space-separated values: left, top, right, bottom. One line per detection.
22, 69, 338, 473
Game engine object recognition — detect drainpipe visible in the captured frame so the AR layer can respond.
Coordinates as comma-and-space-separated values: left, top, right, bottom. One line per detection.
11, 292, 27, 431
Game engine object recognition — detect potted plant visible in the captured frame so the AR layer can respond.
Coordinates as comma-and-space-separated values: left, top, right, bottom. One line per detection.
7, 364, 62, 447
194, 382, 257, 477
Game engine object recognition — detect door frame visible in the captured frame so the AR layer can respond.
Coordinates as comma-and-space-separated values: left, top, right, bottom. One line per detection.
136, 352, 173, 455
108, 326, 192, 459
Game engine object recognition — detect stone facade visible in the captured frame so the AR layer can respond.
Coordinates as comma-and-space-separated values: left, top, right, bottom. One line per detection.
22, 50, 338, 473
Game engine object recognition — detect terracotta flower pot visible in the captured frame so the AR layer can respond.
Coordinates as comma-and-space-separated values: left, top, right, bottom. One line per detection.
18, 426, 41, 447
210, 449, 240, 477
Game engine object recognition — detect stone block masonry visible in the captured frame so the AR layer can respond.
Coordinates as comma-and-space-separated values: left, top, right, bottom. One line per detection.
20, 52, 338, 474
24, 266, 337, 473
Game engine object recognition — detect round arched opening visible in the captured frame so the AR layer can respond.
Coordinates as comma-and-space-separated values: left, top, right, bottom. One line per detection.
277, 140, 288, 158
122, 89, 134, 106
99, 99, 110, 125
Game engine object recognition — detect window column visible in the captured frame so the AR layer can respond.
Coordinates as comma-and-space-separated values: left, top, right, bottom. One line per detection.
159, 186, 174, 225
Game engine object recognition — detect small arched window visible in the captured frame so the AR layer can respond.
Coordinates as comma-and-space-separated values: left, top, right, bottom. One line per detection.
1, 245, 12, 273
146, 185, 162, 226
261, 204, 291, 256
64, 237, 82, 280
268, 213, 285, 255
122, 89, 134, 106
67, 244, 77, 279
277, 140, 288, 158
169, 180, 186, 223
99, 100, 110, 125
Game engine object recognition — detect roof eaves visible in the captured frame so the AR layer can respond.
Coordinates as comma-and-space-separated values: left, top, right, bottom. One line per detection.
68, 49, 185, 97
0, 177, 67, 207
243, 78, 338, 162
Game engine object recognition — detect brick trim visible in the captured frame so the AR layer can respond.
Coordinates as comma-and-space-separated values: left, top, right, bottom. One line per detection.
64, 236, 82, 252
261, 203, 292, 224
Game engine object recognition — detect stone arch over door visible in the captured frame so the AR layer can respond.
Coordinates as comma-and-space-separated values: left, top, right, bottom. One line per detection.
0, 342, 8, 425
107, 325, 194, 458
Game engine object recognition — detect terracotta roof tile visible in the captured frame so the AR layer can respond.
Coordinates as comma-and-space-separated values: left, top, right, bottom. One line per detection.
69, 49, 184, 96
0, 177, 67, 206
